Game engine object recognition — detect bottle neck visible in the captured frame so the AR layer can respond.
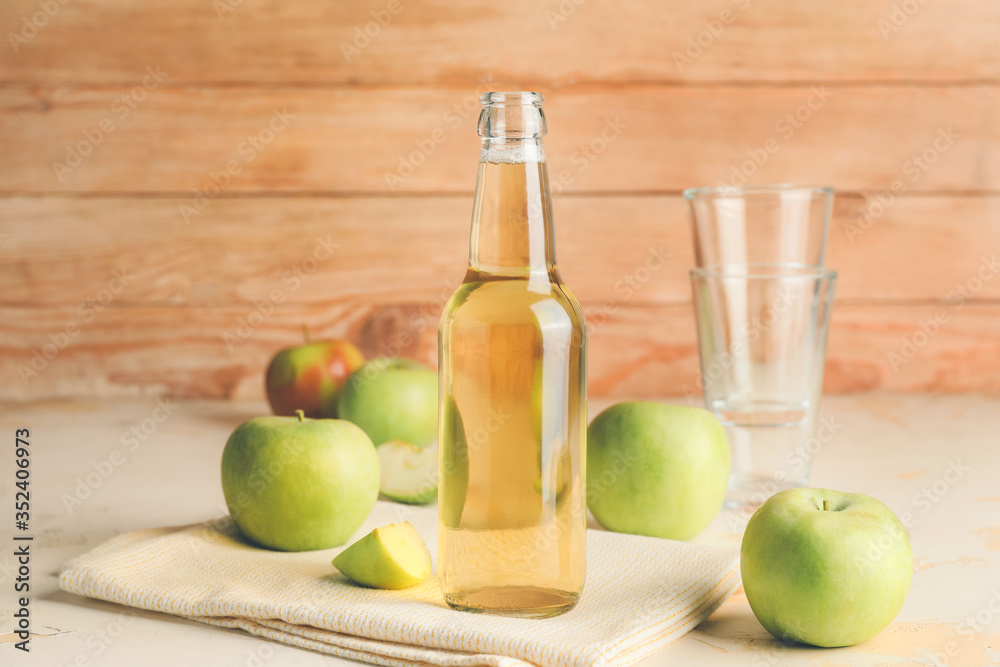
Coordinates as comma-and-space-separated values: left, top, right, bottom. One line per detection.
468, 139, 556, 280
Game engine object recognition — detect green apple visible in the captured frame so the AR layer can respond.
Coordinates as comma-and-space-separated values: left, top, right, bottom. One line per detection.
741, 488, 912, 647
377, 440, 438, 505
221, 411, 379, 551
333, 521, 432, 589
265, 327, 365, 419
587, 401, 730, 540
338, 358, 437, 448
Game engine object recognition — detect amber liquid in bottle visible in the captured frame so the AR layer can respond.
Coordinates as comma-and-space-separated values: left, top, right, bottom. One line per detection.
438, 92, 587, 618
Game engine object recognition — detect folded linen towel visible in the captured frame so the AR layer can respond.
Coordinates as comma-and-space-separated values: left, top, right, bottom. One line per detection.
59, 502, 740, 667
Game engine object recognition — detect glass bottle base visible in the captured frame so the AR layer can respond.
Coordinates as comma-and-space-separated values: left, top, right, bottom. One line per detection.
444, 586, 580, 619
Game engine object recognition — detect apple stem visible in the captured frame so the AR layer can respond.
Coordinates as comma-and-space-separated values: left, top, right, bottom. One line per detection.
301, 323, 311, 344
295, 409, 305, 422
823, 499, 830, 511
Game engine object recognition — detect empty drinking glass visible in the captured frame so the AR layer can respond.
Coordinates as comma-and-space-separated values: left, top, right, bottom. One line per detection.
684, 184, 837, 509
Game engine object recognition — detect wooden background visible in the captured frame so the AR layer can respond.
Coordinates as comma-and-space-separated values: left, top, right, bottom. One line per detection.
1, 0, 998, 402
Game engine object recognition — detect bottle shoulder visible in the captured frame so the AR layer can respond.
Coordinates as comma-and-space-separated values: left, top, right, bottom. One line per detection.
440, 276, 586, 331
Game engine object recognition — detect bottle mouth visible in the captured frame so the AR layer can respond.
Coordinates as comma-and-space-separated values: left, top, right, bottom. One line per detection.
480, 91, 544, 107
478, 91, 547, 141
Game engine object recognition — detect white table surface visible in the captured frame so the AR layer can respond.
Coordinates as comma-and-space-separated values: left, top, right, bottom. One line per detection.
1, 394, 998, 666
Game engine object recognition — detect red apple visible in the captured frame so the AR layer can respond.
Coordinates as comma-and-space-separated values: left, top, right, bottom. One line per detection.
265, 327, 365, 419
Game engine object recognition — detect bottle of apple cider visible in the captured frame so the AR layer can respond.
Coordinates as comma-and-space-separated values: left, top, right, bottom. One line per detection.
438, 92, 587, 618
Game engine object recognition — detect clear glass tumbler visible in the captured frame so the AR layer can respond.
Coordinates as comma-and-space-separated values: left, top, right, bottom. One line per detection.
690, 265, 837, 509
684, 185, 833, 269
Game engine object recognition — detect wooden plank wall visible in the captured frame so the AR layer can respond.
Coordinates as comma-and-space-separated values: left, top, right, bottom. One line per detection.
1, 0, 998, 401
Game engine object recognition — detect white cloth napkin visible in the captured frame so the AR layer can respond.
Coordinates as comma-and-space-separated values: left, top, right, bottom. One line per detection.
59, 502, 740, 667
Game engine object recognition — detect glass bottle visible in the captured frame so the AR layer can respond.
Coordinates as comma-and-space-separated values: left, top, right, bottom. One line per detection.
438, 91, 587, 618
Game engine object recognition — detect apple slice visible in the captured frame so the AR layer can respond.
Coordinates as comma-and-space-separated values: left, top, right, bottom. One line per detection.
332, 521, 432, 589
377, 440, 438, 505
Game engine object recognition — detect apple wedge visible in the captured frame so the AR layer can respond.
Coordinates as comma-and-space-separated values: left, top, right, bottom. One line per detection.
377, 440, 438, 505
332, 521, 432, 590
